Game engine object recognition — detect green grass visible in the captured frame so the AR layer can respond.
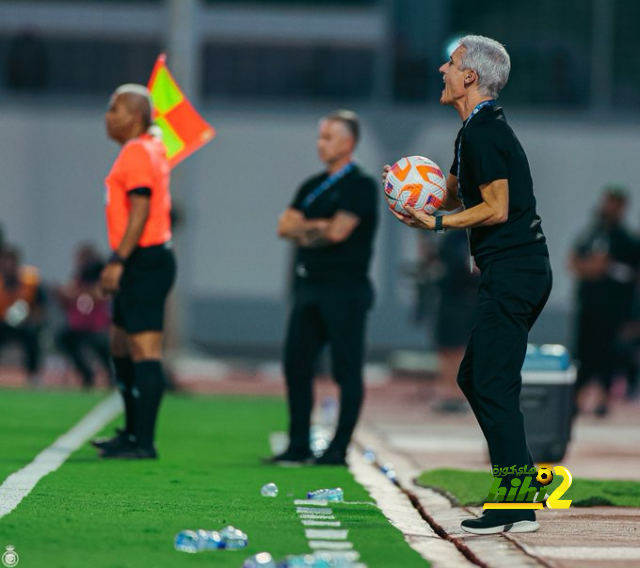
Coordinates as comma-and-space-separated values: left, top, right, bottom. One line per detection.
0, 390, 427, 567
0, 388, 104, 481
416, 468, 640, 508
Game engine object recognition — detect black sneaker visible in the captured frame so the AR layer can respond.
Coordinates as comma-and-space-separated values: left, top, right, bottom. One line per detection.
99, 437, 158, 460
91, 428, 130, 451
263, 449, 313, 466
313, 450, 347, 467
460, 509, 539, 535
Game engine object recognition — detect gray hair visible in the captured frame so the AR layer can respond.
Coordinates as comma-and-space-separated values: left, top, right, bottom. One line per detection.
113, 84, 153, 129
458, 35, 511, 99
322, 109, 360, 145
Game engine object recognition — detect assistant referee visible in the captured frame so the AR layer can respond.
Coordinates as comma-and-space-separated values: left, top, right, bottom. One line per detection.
91, 84, 176, 460
386, 36, 551, 534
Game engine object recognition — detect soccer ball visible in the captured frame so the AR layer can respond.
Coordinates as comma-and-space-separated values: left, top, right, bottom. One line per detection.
384, 156, 447, 216
536, 467, 554, 486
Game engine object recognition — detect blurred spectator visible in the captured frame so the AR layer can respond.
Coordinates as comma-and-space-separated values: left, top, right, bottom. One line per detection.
568, 186, 640, 416
0, 247, 46, 384
432, 230, 479, 413
5, 30, 49, 91
55, 244, 112, 389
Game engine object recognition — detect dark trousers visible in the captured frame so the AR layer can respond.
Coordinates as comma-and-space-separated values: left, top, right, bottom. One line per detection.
0, 322, 42, 374
284, 279, 372, 454
57, 328, 112, 387
574, 308, 625, 394
457, 256, 552, 479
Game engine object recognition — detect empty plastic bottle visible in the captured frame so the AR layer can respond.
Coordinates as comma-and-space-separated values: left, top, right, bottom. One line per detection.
261, 482, 279, 497
219, 525, 249, 549
174, 529, 223, 553
313, 551, 360, 567
278, 554, 324, 567
321, 395, 338, 427
363, 446, 376, 463
243, 552, 277, 567
381, 462, 397, 481
307, 487, 344, 502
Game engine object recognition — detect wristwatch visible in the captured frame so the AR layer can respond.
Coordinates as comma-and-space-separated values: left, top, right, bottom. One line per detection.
434, 215, 447, 233
108, 251, 126, 265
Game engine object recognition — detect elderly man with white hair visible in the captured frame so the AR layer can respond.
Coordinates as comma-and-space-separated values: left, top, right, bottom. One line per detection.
385, 35, 552, 534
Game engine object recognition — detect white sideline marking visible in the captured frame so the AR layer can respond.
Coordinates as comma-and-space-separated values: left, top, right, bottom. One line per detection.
0, 393, 121, 519
305, 529, 348, 540
297, 506, 333, 515
301, 520, 341, 527
295, 499, 328, 506
309, 541, 354, 550
299, 514, 336, 521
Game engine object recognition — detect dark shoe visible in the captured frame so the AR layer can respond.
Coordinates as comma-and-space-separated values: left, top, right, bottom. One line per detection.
91, 428, 130, 451
99, 437, 158, 460
263, 448, 313, 466
460, 509, 539, 535
313, 450, 347, 466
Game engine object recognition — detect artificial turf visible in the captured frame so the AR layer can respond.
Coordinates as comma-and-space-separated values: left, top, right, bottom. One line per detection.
0, 390, 428, 567
416, 468, 640, 508
0, 389, 103, 482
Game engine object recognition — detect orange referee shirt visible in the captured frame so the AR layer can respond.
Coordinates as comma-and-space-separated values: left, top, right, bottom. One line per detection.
104, 133, 172, 251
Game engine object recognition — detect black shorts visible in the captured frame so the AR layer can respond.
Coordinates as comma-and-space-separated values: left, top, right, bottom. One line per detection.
112, 243, 176, 334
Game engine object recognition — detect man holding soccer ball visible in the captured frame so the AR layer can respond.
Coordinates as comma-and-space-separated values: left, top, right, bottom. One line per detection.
384, 35, 551, 534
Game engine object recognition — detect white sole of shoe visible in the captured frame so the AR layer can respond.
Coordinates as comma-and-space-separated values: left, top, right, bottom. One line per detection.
461, 520, 540, 535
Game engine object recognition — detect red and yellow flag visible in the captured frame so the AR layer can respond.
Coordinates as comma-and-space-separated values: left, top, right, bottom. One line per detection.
147, 54, 215, 169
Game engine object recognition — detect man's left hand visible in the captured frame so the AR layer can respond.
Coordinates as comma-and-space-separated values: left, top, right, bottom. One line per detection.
389, 205, 435, 230
99, 263, 124, 296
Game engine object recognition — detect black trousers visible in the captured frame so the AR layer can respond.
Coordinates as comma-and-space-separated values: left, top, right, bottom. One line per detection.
0, 322, 42, 373
457, 256, 552, 479
574, 307, 626, 394
57, 328, 112, 387
284, 279, 373, 454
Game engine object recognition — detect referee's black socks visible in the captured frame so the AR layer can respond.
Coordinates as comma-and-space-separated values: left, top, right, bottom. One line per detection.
133, 360, 166, 450
113, 356, 136, 437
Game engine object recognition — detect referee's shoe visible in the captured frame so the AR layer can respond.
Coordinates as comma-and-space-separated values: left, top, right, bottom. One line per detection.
97, 435, 158, 460
460, 509, 540, 535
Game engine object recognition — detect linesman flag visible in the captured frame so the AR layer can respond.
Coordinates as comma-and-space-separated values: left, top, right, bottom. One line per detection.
147, 54, 215, 169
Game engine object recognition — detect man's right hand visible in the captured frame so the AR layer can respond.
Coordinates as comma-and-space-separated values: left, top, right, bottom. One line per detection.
381, 164, 391, 186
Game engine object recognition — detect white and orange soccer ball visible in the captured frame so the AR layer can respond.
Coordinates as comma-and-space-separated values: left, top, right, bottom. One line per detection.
384, 156, 447, 217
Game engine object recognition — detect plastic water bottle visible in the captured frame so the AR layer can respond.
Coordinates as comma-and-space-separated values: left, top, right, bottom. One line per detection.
313, 551, 360, 567
307, 488, 344, 502
219, 525, 248, 549
278, 554, 323, 567
363, 446, 376, 463
243, 552, 277, 567
310, 425, 330, 457
174, 529, 223, 553
381, 462, 397, 481
321, 395, 338, 427
261, 482, 279, 497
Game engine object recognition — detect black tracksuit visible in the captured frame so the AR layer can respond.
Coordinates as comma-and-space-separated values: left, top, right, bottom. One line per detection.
451, 105, 552, 479
284, 164, 378, 456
